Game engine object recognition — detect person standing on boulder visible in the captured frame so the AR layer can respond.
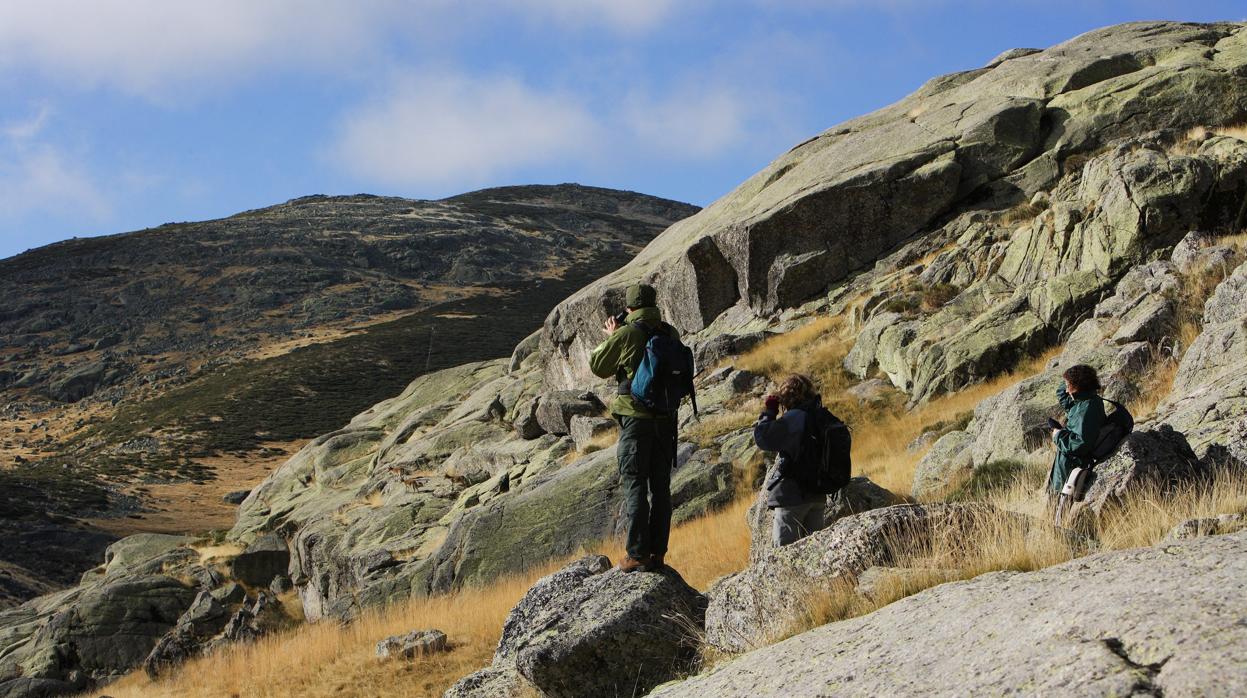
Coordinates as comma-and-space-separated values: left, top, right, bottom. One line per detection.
1048, 364, 1106, 495
754, 374, 830, 546
589, 283, 680, 573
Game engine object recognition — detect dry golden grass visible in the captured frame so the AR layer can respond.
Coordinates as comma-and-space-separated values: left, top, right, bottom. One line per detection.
762, 464, 1247, 650
1186, 123, 1247, 143
1095, 467, 1247, 549
97, 496, 753, 698
683, 409, 755, 448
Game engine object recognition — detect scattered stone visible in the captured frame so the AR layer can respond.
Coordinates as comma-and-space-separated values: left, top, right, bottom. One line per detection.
222, 489, 250, 505
376, 629, 449, 660
513, 397, 545, 440
747, 474, 901, 564
1166, 513, 1247, 541
692, 332, 771, 372
443, 666, 531, 698
1066, 425, 1205, 523
846, 378, 893, 405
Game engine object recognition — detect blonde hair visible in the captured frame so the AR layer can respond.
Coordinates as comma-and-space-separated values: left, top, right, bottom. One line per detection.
775, 374, 818, 410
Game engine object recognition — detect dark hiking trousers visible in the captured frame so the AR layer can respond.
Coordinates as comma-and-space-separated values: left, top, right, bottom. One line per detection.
617, 414, 677, 560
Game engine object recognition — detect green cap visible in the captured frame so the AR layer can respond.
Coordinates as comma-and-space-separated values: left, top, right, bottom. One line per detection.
625, 283, 657, 309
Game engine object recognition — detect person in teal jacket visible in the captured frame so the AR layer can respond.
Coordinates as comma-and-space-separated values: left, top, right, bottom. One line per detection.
1048, 364, 1106, 495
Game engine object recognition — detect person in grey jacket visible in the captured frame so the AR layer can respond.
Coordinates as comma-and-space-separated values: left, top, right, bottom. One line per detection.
754, 374, 828, 546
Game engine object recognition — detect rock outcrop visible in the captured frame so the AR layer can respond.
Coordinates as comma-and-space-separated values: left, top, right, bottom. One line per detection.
707, 504, 1006, 653
1151, 256, 1247, 467
656, 530, 1247, 697
746, 475, 900, 564
539, 22, 1247, 397
1064, 425, 1205, 523
451, 555, 706, 698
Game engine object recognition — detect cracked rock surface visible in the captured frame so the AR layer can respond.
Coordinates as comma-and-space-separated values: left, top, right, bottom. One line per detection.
655, 530, 1247, 697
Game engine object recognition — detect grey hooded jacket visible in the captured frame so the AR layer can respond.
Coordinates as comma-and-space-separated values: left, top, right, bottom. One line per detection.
753, 399, 829, 509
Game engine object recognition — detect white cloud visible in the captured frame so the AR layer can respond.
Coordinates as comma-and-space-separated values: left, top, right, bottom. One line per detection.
329, 74, 600, 188
0, 109, 111, 228
0, 0, 691, 98
0, 1, 409, 98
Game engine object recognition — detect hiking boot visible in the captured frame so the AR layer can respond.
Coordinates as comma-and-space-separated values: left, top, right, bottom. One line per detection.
648, 554, 666, 571
618, 555, 647, 573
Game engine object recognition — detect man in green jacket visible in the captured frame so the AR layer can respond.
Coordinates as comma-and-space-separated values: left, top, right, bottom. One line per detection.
1049, 364, 1106, 495
589, 283, 679, 573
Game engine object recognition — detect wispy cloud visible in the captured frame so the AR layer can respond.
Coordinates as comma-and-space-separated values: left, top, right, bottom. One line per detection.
0, 1, 694, 99
0, 107, 111, 239
329, 74, 600, 189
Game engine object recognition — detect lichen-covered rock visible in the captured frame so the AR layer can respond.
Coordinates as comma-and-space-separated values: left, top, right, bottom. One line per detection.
0, 574, 199, 695
443, 666, 531, 698
1166, 512, 1247, 541
1149, 258, 1247, 465
655, 530, 1247, 697
480, 555, 706, 698
692, 331, 771, 371
1065, 425, 1205, 523
539, 22, 1247, 396
535, 391, 604, 436
708, 503, 997, 653
568, 415, 616, 451
746, 475, 900, 564
375, 629, 448, 660
143, 590, 233, 678
911, 431, 975, 500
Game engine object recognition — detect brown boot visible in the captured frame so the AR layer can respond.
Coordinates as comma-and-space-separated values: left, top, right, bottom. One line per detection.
648, 554, 666, 571
618, 555, 647, 573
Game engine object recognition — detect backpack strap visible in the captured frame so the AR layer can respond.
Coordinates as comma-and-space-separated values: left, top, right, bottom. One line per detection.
1099, 396, 1127, 412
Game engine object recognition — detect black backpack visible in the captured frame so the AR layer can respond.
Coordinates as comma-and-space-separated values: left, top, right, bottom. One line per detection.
1089, 397, 1134, 465
790, 406, 852, 494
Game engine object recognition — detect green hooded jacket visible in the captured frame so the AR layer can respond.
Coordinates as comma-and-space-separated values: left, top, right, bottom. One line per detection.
588, 306, 678, 419
1049, 385, 1106, 494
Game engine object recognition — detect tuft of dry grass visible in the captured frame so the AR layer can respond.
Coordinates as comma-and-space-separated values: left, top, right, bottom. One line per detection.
999, 200, 1047, 226
564, 425, 622, 462
683, 409, 755, 448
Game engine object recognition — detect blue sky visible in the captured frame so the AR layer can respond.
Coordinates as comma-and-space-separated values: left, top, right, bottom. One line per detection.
1, 1, 1244, 260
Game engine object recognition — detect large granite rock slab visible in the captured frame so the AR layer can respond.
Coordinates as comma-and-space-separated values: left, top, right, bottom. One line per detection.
707, 504, 1001, 653
655, 530, 1247, 697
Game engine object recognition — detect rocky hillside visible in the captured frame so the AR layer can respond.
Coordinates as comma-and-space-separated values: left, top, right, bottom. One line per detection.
3, 20, 1247, 698
0, 185, 696, 608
